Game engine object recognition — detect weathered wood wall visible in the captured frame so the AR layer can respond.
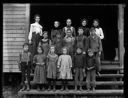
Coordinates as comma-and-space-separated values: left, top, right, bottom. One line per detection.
3, 3, 30, 72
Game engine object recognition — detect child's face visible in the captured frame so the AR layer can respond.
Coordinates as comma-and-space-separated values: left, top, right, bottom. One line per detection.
90, 30, 95, 36
76, 48, 82, 54
54, 21, 59, 28
23, 45, 29, 51
66, 30, 72, 37
35, 16, 40, 23
43, 33, 48, 38
50, 47, 55, 53
66, 19, 72, 26
78, 29, 84, 35
82, 20, 87, 26
93, 21, 99, 27
63, 48, 67, 54
37, 47, 42, 53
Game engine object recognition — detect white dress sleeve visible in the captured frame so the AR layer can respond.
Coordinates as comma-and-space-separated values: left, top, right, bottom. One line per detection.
28, 24, 33, 41
99, 28, 104, 39
68, 55, 72, 68
57, 56, 62, 67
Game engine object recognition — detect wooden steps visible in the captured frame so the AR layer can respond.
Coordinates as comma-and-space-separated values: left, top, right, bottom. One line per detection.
18, 90, 124, 98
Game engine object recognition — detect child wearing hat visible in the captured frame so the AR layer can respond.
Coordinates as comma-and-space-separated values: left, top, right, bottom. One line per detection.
86, 49, 96, 91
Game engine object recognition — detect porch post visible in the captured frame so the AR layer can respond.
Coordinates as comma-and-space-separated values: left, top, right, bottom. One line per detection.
118, 4, 125, 73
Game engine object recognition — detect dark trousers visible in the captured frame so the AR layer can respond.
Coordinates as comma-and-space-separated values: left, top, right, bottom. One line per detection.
21, 62, 31, 87
75, 68, 83, 86
95, 52, 101, 72
86, 69, 96, 89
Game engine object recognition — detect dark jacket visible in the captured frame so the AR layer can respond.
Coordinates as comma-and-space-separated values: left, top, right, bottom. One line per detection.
88, 34, 102, 52
86, 55, 96, 70
75, 35, 88, 52
73, 53, 86, 68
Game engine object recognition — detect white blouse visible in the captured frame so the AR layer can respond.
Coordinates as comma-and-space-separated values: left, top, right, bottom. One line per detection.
95, 28, 104, 39
28, 22, 43, 41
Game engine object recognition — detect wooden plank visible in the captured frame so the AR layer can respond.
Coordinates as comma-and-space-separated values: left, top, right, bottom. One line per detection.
3, 64, 19, 69
3, 7, 26, 11
3, 15, 26, 19
18, 90, 123, 96
3, 56, 19, 61
3, 18, 26, 22
25, 4, 30, 43
3, 38, 25, 42
3, 11, 26, 15
3, 42, 25, 46
3, 25, 26, 30
3, 22, 26, 26
3, 34, 25, 38
3, 60, 18, 65
3, 68, 20, 72
118, 4, 125, 73
3, 45, 23, 49
101, 66, 123, 70
101, 61, 120, 65
3, 53, 20, 56
3, 4, 26, 7
3, 30, 26, 34
3, 49, 22, 53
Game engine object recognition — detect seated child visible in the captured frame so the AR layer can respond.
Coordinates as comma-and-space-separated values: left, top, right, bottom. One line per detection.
86, 49, 96, 91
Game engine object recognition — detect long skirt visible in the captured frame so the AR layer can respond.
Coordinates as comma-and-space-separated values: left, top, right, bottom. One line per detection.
33, 65, 46, 84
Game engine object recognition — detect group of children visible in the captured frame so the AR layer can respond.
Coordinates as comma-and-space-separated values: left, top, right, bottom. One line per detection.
18, 14, 104, 92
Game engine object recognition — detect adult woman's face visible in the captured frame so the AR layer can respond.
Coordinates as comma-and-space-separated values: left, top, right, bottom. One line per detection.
93, 20, 99, 27
82, 20, 87, 26
35, 16, 40, 23
54, 21, 59, 28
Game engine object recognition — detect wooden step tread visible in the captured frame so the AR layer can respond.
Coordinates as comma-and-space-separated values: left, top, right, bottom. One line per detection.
101, 61, 120, 65
28, 73, 124, 77
18, 89, 123, 96
28, 81, 123, 86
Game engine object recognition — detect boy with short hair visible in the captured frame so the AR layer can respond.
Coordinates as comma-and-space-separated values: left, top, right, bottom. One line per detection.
18, 43, 32, 91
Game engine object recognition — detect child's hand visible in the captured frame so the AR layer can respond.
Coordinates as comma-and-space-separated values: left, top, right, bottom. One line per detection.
29, 40, 32, 44
83, 69, 85, 72
83, 52, 86, 54
74, 69, 76, 73
99, 51, 101, 56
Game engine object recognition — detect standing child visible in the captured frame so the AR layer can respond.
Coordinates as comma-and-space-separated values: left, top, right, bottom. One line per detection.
63, 18, 76, 37
57, 47, 73, 91
51, 21, 63, 55
80, 19, 90, 37
33, 46, 47, 91
18, 43, 32, 91
28, 14, 43, 57
63, 29, 75, 58
47, 46, 58, 91
92, 19, 104, 60
86, 49, 96, 91
39, 31, 51, 56
51, 21, 64, 44
75, 27, 88, 55
88, 28, 103, 76
73, 48, 86, 91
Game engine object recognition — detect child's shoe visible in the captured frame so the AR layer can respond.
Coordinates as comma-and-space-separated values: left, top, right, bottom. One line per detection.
41, 87, 45, 91
26, 85, 30, 91
60, 86, 64, 91
92, 87, 95, 91
75, 86, 77, 91
48, 86, 51, 91
53, 86, 56, 91
65, 86, 68, 91
21, 86, 26, 91
79, 86, 83, 91
96, 72, 101, 76
87, 88, 90, 92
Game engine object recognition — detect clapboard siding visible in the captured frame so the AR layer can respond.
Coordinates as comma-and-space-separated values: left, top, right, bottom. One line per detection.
3, 30, 26, 34
3, 3, 30, 72
3, 38, 25, 42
